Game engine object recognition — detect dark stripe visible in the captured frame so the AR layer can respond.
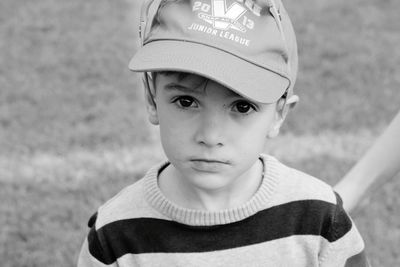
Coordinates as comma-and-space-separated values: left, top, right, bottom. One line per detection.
88, 224, 106, 261
89, 199, 352, 264
332, 192, 353, 241
345, 250, 369, 267
88, 212, 98, 228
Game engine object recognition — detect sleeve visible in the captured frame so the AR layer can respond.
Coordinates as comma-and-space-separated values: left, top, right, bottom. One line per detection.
319, 193, 370, 267
77, 212, 118, 267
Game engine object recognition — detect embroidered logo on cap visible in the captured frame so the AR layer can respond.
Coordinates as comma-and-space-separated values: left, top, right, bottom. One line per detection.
189, 0, 259, 47
199, 0, 247, 32
193, 0, 258, 33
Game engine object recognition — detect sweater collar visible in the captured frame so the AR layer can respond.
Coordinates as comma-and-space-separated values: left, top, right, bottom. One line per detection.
144, 154, 280, 226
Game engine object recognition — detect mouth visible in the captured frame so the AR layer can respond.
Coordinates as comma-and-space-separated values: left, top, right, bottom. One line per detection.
189, 158, 230, 172
190, 158, 230, 164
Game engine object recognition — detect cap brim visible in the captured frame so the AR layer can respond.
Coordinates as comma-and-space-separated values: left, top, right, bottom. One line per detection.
129, 40, 289, 103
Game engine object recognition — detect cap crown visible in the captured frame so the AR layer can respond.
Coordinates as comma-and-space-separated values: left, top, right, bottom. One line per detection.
132, 0, 298, 103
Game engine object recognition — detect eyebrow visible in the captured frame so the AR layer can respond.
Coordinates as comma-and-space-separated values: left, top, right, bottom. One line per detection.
164, 82, 255, 102
164, 83, 204, 94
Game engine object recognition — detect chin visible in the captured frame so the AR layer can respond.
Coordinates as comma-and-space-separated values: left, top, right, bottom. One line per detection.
187, 172, 232, 191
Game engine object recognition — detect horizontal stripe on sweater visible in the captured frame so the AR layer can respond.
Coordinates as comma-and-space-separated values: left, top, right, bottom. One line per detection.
88, 198, 351, 264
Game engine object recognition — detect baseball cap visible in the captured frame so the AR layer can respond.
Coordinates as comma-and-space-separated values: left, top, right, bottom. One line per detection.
129, 0, 298, 103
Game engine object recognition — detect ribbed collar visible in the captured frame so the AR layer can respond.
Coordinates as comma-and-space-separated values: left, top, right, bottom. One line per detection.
144, 154, 280, 226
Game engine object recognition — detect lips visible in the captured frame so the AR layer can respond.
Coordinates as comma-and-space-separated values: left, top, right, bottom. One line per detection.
191, 158, 229, 163
190, 158, 230, 172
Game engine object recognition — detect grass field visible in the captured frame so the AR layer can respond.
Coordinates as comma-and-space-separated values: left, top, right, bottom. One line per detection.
1, 0, 399, 266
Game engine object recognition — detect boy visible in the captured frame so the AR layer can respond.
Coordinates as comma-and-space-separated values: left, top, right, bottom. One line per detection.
78, 0, 368, 266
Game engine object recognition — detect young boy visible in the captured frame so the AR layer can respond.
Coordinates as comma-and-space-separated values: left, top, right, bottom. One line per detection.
78, 0, 368, 266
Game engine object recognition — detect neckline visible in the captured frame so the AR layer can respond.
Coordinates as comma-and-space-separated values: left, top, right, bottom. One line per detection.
144, 154, 280, 226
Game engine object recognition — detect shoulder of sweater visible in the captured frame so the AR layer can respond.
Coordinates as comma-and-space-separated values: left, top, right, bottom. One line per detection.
262, 154, 337, 206
94, 162, 170, 229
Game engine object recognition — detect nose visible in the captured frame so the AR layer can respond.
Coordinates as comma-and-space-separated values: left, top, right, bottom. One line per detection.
194, 110, 226, 148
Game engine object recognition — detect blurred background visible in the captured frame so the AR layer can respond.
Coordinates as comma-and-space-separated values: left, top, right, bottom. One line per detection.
1, 0, 399, 266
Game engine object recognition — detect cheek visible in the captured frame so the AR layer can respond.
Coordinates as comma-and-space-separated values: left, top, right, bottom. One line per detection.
232, 114, 274, 149
240, 114, 274, 138
157, 110, 193, 159
240, 129, 268, 151
158, 109, 191, 141
159, 124, 183, 161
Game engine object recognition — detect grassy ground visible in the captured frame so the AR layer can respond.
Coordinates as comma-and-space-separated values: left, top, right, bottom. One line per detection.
1, 0, 399, 266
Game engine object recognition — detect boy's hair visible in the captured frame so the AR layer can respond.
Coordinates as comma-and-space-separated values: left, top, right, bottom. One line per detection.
129, 0, 297, 104
152, 71, 193, 83
151, 71, 288, 100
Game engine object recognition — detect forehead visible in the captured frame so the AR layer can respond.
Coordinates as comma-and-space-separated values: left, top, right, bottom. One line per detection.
157, 72, 205, 88
155, 72, 243, 98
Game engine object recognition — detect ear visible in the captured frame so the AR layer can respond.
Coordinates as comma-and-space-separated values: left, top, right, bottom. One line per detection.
143, 74, 159, 125
267, 95, 299, 138
281, 94, 299, 118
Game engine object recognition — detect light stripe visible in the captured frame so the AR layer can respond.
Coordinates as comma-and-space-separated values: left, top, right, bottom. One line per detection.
95, 235, 340, 267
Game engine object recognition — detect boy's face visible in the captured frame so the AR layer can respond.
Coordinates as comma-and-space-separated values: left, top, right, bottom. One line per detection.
148, 73, 283, 191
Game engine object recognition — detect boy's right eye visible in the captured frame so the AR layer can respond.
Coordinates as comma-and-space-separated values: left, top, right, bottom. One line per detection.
173, 96, 198, 108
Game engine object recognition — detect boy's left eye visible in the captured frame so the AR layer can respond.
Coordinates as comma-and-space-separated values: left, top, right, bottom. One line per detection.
233, 101, 256, 114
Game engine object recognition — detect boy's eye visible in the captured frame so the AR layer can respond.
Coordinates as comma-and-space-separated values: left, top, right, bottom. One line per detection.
174, 96, 197, 108
233, 101, 256, 114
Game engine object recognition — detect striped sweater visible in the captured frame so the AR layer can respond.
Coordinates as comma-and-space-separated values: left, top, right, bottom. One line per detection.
78, 155, 368, 266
